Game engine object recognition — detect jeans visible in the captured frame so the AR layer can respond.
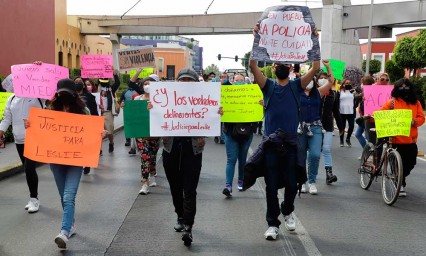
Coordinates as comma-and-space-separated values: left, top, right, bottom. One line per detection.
355, 125, 366, 149
50, 164, 83, 235
163, 138, 202, 226
264, 145, 297, 227
224, 131, 253, 185
220, 123, 225, 142
16, 144, 39, 198
298, 126, 322, 184
322, 131, 333, 168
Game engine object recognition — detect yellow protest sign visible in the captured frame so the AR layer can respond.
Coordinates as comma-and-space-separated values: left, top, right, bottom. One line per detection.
374, 109, 412, 138
221, 84, 264, 122
0, 92, 14, 119
129, 68, 154, 79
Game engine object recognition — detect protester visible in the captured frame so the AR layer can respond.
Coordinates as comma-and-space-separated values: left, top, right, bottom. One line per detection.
375, 72, 390, 85
220, 72, 232, 85
208, 72, 216, 81
339, 79, 355, 147
0, 63, 45, 213
379, 78, 425, 197
99, 70, 120, 153
84, 79, 97, 93
222, 74, 259, 197
354, 76, 375, 152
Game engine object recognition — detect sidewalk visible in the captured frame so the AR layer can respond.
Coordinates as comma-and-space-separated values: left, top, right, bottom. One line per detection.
0, 111, 124, 180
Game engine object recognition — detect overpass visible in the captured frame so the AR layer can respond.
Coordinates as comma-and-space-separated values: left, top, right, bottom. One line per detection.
68, 0, 426, 68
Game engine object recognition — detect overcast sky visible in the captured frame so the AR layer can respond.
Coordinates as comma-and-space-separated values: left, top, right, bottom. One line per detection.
67, 0, 417, 71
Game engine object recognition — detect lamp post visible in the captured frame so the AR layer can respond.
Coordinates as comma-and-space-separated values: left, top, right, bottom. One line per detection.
365, 0, 374, 76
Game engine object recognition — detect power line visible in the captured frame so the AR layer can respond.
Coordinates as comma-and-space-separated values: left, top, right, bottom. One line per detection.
121, 0, 142, 19
204, 0, 215, 15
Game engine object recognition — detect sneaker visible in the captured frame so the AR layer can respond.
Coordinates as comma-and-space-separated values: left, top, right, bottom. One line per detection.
69, 224, 76, 237
139, 184, 149, 195
346, 139, 352, 147
182, 225, 193, 247
284, 214, 296, 231
264, 226, 279, 240
27, 198, 39, 213
108, 143, 114, 153
25, 200, 31, 210
222, 184, 232, 198
148, 176, 157, 187
399, 187, 407, 197
237, 180, 244, 191
340, 143, 344, 147
128, 148, 136, 155
174, 218, 184, 232
125, 139, 131, 146
301, 184, 307, 193
54, 232, 68, 249
308, 183, 318, 195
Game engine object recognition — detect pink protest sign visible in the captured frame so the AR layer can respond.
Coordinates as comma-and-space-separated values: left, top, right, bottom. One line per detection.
363, 85, 393, 115
81, 55, 113, 78
11, 63, 69, 100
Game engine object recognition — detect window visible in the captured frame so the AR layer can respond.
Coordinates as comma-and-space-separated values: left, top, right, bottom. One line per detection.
372, 53, 385, 73
158, 58, 164, 73
363, 54, 366, 60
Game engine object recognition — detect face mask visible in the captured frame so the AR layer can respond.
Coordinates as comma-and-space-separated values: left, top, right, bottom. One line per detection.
143, 85, 150, 94
306, 81, 314, 90
211, 78, 217, 82
274, 65, 290, 80
75, 82, 84, 91
318, 78, 328, 87
345, 84, 352, 90
87, 85, 92, 92
223, 79, 228, 84
233, 81, 245, 85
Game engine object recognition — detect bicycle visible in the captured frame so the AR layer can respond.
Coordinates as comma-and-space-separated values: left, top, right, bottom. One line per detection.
358, 128, 403, 205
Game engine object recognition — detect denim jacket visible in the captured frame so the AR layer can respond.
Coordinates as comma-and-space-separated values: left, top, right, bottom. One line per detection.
162, 137, 205, 155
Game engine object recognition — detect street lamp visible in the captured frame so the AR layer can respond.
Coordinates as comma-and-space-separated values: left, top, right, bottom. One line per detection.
365, 0, 374, 76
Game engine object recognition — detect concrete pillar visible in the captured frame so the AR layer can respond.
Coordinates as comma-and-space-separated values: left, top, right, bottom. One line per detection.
321, 1, 362, 69
110, 33, 121, 70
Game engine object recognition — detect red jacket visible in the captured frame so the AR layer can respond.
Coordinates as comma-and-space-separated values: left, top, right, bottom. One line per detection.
380, 98, 425, 144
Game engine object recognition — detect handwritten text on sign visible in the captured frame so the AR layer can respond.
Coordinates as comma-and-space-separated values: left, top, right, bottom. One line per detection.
24, 108, 104, 168
149, 82, 221, 136
221, 84, 264, 122
374, 109, 412, 138
363, 85, 393, 115
117, 46, 155, 71
11, 64, 69, 100
251, 6, 320, 64
0, 92, 13, 119
81, 55, 113, 78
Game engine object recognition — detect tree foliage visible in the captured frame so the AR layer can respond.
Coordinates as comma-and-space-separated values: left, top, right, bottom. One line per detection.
385, 59, 405, 83
362, 59, 381, 75
394, 36, 424, 74
204, 64, 220, 77
242, 51, 251, 71
413, 29, 426, 69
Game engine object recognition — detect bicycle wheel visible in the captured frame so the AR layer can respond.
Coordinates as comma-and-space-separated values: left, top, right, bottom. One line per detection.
359, 142, 375, 190
382, 149, 403, 205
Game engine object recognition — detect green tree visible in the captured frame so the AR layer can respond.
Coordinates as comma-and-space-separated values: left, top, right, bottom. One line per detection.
260, 66, 275, 79
413, 29, 426, 75
362, 59, 381, 75
394, 36, 424, 76
385, 59, 405, 83
242, 51, 251, 71
204, 64, 220, 77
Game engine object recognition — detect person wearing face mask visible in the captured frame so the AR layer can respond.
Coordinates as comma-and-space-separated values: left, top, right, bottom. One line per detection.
250, 23, 321, 240
84, 79, 97, 93
378, 78, 424, 197
297, 60, 334, 195
338, 79, 356, 147
220, 72, 232, 85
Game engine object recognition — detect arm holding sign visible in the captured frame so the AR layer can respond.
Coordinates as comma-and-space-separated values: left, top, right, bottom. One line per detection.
318, 60, 334, 97
249, 60, 267, 89
111, 69, 120, 95
301, 61, 320, 90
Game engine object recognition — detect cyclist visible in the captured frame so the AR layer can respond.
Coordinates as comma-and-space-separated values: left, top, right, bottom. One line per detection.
379, 78, 424, 197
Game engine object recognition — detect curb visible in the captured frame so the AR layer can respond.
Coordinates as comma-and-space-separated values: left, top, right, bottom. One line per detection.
0, 125, 124, 181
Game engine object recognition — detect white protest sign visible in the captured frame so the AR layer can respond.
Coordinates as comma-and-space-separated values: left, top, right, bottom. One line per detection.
149, 82, 221, 136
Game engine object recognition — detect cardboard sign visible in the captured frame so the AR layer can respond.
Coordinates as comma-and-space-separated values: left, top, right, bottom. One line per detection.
149, 82, 221, 136
323, 59, 345, 80
24, 108, 104, 168
81, 55, 113, 78
117, 46, 155, 71
1, 74, 13, 92
124, 100, 150, 138
374, 109, 412, 138
363, 85, 393, 115
129, 68, 154, 79
0, 92, 14, 119
11, 63, 69, 100
251, 5, 320, 64
221, 84, 264, 122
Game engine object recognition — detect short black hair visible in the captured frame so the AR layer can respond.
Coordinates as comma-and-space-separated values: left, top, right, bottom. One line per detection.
392, 78, 417, 104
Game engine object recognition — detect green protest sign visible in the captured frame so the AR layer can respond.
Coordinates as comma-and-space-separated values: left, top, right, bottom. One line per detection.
123, 100, 150, 138
374, 109, 412, 138
221, 84, 264, 122
129, 68, 154, 79
322, 59, 345, 80
0, 92, 14, 119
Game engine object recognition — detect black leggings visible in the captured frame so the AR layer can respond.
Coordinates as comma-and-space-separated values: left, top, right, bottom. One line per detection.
340, 114, 355, 142
15, 144, 39, 198
393, 143, 418, 187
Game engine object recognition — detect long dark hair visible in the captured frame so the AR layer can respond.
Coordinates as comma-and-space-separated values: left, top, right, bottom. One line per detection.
49, 92, 86, 114
391, 78, 417, 105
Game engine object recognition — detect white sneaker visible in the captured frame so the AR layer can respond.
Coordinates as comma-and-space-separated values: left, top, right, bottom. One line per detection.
148, 176, 157, 187
399, 187, 407, 197
284, 214, 296, 231
309, 183, 318, 195
264, 226, 279, 240
54, 232, 68, 249
69, 224, 76, 237
25, 200, 31, 210
139, 184, 149, 195
27, 198, 40, 213
301, 184, 307, 193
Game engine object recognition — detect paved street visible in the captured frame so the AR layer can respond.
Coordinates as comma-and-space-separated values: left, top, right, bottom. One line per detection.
1, 125, 426, 256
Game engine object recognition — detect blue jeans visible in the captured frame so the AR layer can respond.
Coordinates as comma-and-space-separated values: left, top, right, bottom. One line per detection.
298, 126, 322, 184
50, 164, 83, 235
220, 123, 225, 142
355, 125, 366, 149
224, 131, 253, 185
322, 131, 333, 168
264, 145, 297, 227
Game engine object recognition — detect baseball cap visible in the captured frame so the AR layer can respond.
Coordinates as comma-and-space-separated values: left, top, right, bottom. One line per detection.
57, 79, 76, 95
99, 78, 109, 83
177, 68, 198, 82
149, 74, 159, 82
